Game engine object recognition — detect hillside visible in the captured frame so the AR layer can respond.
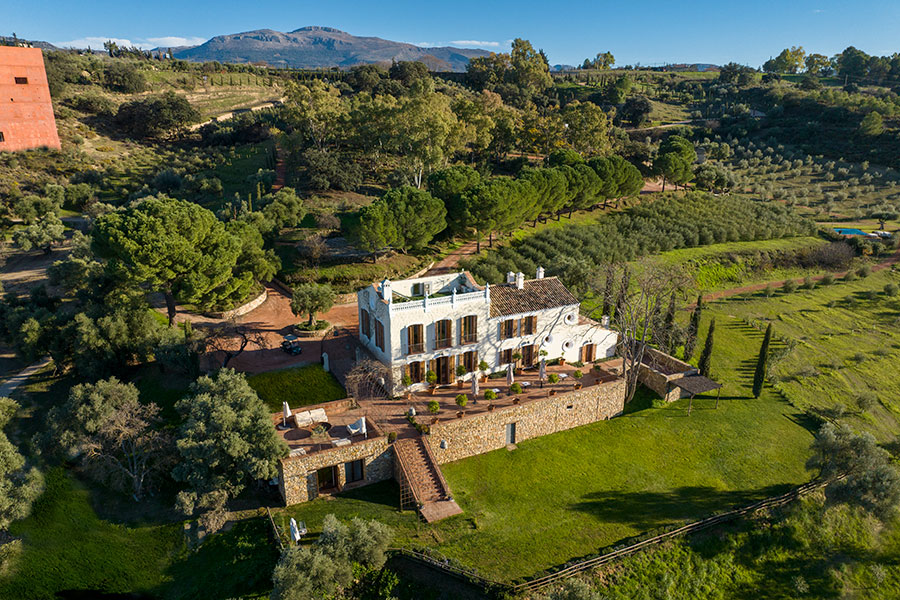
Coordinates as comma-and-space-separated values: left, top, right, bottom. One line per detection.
171, 26, 490, 71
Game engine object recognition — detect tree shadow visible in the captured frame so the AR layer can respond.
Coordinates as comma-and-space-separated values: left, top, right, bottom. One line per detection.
570, 484, 794, 531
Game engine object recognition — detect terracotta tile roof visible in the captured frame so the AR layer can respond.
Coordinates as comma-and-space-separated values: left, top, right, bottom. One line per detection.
489, 277, 579, 317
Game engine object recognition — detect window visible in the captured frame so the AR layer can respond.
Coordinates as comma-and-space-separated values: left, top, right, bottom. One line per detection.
374, 319, 385, 352
345, 459, 364, 483
14, 77, 28, 85
521, 315, 537, 336
360, 309, 371, 338
411, 282, 424, 296
461, 315, 478, 344
407, 361, 424, 383
0, 132, 4, 143
505, 422, 517, 445
462, 350, 478, 373
500, 319, 516, 340
407, 324, 424, 354
501, 348, 513, 364
435, 319, 452, 349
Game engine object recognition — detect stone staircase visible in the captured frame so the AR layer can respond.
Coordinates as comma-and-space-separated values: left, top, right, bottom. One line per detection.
394, 437, 462, 523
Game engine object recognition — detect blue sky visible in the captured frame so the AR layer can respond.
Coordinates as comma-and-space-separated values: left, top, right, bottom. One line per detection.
7, 0, 900, 67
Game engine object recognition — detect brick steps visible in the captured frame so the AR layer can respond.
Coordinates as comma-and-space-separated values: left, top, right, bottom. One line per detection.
395, 438, 461, 522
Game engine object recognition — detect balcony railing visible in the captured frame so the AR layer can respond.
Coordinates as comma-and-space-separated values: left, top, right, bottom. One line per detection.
435, 337, 452, 350
461, 332, 478, 345
407, 342, 425, 355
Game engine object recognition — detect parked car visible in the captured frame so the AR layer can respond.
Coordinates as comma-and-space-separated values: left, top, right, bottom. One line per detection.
282, 340, 303, 355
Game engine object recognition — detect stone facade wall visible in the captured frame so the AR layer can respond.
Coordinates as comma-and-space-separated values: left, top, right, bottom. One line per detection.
279, 432, 394, 505
427, 378, 626, 464
638, 347, 696, 402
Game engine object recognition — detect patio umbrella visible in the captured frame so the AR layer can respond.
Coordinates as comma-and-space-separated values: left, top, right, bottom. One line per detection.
506, 363, 514, 386
282, 401, 292, 426
539, 359, 546, 384
289, 517, 302, 544
471, 374, 479, 398
283, 334, 298, 342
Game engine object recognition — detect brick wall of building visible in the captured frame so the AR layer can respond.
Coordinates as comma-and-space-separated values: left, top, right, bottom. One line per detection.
278, 434, 394, 505
0, 47, 61, 152
426, 378, 626, 464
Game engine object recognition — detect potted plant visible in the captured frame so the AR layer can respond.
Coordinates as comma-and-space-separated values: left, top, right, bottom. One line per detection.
456, 364, 467, 389
428, 399, 440, 414
426, 370, 438, 394
510, 382, 522, 395
548, 373, 559, 384
511, 352, 523, 374
488, 404, 495, 411
478, 360, 489, 382
455, 394, 468, 409
573, 369, 583, 390
484, 389, 497, 402
559, 356, 566, 366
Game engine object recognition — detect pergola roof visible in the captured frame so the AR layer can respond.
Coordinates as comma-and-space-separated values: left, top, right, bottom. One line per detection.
672, 375, 722, 396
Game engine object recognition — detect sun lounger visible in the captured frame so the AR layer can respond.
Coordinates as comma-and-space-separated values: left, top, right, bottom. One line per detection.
332, 438, 351, 447
293, 410, 313, 427
309, 408, 328, 423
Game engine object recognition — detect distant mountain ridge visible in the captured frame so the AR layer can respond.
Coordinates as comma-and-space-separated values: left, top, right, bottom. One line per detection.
169, 26, 490, 71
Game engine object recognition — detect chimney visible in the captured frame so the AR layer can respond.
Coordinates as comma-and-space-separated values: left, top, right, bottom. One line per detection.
506, 271, 516, 284
515, 272, 525, 290
536, 266, 545, 279
381, 279, 392, 302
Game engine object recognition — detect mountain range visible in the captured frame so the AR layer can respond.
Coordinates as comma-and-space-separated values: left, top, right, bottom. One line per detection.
168, 26, 491, 71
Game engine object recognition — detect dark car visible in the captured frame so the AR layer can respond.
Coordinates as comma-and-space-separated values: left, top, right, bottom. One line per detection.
282, 340, 303, 355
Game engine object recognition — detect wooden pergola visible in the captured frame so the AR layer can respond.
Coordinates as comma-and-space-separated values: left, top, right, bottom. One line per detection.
671, 375, 723, 415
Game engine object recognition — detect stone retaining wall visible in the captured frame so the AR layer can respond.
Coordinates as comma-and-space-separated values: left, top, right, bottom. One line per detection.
427, 378, 626, 464
638, 347, 696, 402
205, 288, 268, 320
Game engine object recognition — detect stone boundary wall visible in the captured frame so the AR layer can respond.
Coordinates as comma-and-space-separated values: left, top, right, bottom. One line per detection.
427, 378, 626, 464
205, 288, 268, 320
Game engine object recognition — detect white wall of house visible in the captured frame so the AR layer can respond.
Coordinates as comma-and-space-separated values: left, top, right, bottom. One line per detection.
357, 272, 617, 394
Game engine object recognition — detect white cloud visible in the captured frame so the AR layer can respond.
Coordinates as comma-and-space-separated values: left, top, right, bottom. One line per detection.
450, 40, 502, 48
145, 36, 206, 48
52, 35, 206, 50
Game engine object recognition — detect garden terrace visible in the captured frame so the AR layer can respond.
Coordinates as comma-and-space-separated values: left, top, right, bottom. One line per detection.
274, 399, 383, 458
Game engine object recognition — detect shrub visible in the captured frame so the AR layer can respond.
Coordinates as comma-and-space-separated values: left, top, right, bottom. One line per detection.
851, 352, 867, 363
884, 283, 899, 296
573, 370, 583, 379
843, 270, 858, 282
456, 364, 467, 378
387, 432, 397, 443
484, 389, 497, 401
782, 279, 798, 293
425, 370, 437, 385
509, 383, 523, 394
801, 276, 815, 290
857, 392, 878, 412
455, 394, 468, 408
548, 373, 560, 384
821, 273, 835, 285
478, 360, 489, 372
857, 265, 872, 278
401, 375, 412, 387
428, 400, 440, 414
764, 284, 775, 297
67, 92, 116, 115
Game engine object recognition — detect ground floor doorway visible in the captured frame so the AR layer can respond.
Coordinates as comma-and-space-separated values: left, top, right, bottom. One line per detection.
316, 465, 338, 492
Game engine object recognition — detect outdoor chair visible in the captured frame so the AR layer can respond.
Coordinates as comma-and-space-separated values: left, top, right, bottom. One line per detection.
293, 411, 313, 428
309, 408, 328, 423
347, 417, 367, 437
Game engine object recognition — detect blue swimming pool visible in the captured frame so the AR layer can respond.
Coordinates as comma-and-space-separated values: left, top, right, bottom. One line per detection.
834, 228, 868, 236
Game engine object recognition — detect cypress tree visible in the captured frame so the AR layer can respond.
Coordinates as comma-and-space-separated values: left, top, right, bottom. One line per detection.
684, 294, 703, 359
662, 293, 676, 353
698, 318, 716, 377
752, 323, 773, 398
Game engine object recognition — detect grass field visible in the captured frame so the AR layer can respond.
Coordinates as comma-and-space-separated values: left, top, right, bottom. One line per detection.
247, 365, 347, 412
274, 314, 813, 582
703, 268, 900, 441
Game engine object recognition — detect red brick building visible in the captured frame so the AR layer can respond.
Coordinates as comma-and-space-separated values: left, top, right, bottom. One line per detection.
0, 47, 61, 152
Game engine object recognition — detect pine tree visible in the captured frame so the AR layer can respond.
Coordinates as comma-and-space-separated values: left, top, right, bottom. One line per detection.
752, 323, 773, 398
698, 318, 716, 377
684, 294, 703, 359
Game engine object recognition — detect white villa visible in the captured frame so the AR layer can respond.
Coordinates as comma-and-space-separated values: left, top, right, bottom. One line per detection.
356, 269, 618, 393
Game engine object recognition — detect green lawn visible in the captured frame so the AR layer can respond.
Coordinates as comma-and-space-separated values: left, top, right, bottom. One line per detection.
274, 314, 813, 582
703, 268, 900, 441
247, 365, 346, 412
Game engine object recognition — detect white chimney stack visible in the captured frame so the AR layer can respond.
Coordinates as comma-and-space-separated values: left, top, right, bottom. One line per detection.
515, 272, 525, 290
381, 279, 392, 302
506, 271, 516, 284
536, 266, 545, 279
